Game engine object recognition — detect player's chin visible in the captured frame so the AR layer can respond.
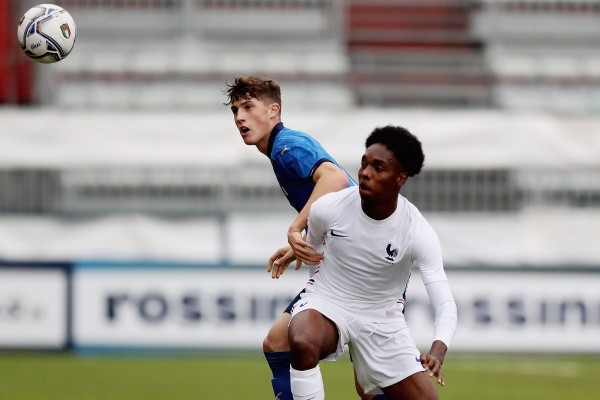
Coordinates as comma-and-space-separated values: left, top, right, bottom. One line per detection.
241, 135, 256, 145
359, 187, 373, 200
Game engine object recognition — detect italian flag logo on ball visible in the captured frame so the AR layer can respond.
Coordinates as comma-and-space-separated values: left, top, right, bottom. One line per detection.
60, 23, 71, 39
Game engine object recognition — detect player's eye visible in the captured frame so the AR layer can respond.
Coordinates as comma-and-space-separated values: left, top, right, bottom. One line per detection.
370, 163, 385, 172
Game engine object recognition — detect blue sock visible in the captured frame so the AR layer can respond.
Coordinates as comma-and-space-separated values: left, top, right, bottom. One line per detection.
373, 395, 388, 400
265, 351, 293, 400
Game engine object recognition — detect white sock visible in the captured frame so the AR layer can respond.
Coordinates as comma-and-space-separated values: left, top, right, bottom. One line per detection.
290, 365, 325, 400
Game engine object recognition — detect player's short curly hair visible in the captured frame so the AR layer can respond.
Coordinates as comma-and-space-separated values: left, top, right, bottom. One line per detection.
365, 125, 425, 177
223, 76, 282, 108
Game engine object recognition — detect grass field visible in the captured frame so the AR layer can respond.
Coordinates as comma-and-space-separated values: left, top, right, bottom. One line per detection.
0, 351, 597, 399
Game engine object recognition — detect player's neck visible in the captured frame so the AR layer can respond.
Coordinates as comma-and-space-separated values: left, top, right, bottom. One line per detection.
258, 120, 281, 156
256, 138, 270, 156
361, 200, 397, 221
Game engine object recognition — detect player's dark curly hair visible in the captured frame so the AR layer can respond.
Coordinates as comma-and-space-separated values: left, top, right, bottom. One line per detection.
223, 76, 282, 108
365, 125, 425, 177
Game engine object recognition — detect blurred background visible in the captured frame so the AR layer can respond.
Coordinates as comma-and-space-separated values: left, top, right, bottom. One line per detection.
1, 0, 599, 396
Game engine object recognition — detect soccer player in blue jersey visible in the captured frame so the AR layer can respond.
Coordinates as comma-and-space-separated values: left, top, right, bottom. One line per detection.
224, 76, 385, 400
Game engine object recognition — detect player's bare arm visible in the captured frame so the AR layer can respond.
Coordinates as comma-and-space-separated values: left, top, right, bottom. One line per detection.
288, 162, 349, 269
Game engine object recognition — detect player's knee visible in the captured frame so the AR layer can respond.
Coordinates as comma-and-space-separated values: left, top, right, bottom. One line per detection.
262, 335, 279, 353
263, 328, 289, 352
288, 331, 321, 368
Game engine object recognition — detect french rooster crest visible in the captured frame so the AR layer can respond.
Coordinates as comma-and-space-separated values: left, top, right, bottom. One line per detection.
385, 243, 398, 261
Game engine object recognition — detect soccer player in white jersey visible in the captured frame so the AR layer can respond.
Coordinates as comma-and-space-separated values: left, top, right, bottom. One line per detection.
287, 125, 458, 400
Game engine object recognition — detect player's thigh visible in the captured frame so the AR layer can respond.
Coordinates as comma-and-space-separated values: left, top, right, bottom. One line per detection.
263, 312, 292, 352
382, 370, 438, 400
288, 309, 339, 356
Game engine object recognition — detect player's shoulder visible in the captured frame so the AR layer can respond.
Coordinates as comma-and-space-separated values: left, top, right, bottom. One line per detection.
313, 186, 358, 210
278, 126, 313, 139
276, 126, 321, 148
398, 195, 438, 240
399, 194, 423, 217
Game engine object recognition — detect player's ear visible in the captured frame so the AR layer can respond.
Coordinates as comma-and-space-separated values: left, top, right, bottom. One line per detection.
397, 172, 408, 187
270, 103, 281, 117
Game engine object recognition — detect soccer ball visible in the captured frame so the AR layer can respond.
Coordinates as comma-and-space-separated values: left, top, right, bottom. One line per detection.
17, 3, 77, 64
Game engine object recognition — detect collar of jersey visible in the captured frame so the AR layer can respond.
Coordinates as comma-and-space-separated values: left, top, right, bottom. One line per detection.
267, 122, 285, 159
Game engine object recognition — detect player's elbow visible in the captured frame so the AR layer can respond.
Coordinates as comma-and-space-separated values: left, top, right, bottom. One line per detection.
332, 168, 350, 190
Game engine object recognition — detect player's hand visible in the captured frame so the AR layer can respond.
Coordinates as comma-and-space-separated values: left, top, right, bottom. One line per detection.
267, 245, 295, 279
419, 352, 445, 386
287, 229, 324, 270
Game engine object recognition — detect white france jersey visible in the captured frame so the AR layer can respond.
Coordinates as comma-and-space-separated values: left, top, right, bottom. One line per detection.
305, 186, 447, 311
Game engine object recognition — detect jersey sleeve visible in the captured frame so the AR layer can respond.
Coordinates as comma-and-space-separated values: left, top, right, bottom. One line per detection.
273, 136, 331, 180
306, 196, 330, 248
412, 214, 457, 348
425, 280, 458, 348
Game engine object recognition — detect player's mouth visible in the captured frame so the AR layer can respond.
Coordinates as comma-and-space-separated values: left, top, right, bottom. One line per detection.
359, 182, 372, 193
240, 126, 250, 135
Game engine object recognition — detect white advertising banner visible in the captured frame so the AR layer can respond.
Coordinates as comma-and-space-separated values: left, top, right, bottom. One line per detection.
73, 266, 305, 349
0, 268, 68, 348
406, 271, 600, 353
72, 265, 600, 353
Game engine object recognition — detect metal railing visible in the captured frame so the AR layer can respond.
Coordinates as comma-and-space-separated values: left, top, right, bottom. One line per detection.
2, 166, 599, 215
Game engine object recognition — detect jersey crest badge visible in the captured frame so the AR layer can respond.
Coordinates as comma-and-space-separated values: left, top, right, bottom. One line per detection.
385, 243, 399, 262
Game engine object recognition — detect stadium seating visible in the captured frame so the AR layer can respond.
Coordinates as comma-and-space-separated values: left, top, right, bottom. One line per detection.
2, 0, 600, 268
49, 0, 353, 109
17, 0, 599, 113
471, 0, 600, 113
345, 0, 493, 107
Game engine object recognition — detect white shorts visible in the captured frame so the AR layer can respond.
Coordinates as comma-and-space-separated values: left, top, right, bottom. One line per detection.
290, 292, 425, 395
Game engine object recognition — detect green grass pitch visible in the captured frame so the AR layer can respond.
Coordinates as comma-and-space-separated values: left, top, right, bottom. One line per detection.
0, 351, 597, 399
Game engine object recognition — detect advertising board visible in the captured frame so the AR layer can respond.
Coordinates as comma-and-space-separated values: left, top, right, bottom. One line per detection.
0, 266, 68, 349
72, 263, 600, 352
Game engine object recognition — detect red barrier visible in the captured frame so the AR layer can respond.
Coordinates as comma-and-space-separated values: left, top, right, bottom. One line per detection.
0, 0, 10, 102
0, 1, 34, 104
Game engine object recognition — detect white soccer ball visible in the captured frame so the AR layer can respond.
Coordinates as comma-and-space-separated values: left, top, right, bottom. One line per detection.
17, 3, 77, 64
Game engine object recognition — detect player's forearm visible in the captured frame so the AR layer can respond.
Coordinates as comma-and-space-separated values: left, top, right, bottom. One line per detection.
289, 210, 309, 235
425, 280, 458, 348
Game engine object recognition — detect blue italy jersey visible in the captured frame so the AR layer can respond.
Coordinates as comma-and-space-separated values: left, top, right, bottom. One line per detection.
267, 122, 356, 212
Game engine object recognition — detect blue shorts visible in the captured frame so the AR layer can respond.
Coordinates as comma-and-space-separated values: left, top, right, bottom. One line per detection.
284, 289, 305, 314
